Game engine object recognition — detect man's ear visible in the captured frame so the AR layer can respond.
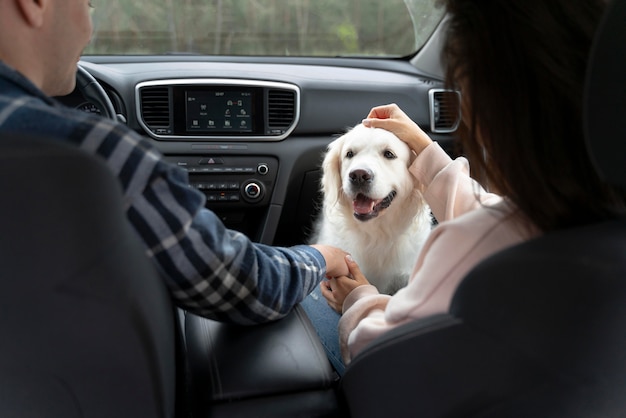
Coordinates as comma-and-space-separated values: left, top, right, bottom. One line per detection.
15, 0, 48, 28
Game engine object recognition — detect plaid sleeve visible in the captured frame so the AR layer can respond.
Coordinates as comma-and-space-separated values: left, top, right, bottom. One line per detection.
87, 120, 326, 324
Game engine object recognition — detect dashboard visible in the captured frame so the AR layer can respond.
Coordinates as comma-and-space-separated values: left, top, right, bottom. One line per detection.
58, 57, 459, 246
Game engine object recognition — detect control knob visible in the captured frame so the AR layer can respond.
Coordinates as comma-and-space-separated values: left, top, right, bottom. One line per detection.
243, 180, 264, 202
257, 163, 269, 175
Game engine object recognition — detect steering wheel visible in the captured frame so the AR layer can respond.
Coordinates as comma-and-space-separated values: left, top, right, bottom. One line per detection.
75, 64, 116, 120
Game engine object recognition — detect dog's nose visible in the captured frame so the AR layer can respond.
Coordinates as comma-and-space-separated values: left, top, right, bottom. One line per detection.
349, 168, 374, 185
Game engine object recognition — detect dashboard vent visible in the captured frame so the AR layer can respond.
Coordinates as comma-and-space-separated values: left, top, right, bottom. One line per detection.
429, 89, 461, 133
267, 89, 296, 128
140, 87, 171, 131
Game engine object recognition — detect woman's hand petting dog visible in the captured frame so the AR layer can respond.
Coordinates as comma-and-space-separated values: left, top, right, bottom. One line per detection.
362, 103, 433, 156
321, 255, 370, 313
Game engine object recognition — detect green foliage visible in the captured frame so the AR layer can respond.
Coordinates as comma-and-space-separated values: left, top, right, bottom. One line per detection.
85, 0, 444, 57
336, 23, 358, 54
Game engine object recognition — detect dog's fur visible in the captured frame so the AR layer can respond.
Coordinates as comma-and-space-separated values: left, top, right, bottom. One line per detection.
309, 124, 432, 294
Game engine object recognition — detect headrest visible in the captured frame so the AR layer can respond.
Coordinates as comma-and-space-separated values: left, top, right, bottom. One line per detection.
584, 0, 626, 187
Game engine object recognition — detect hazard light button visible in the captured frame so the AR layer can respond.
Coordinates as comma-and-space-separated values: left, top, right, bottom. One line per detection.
198, 157, 224, 165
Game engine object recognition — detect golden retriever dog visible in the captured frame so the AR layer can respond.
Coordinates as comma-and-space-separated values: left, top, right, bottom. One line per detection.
309, 124, 432, 295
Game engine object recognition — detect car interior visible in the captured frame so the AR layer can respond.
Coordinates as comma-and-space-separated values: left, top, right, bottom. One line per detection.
1, 0, 624, 417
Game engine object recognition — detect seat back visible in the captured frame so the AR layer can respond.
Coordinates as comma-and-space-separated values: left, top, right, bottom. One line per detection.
0, 135, 176, 417
584, 0, 626, 188
340, 0, 626, 416
342, 218, 626, 418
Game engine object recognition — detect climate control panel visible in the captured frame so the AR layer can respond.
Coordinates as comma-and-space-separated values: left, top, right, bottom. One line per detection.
164, 155, 278, 207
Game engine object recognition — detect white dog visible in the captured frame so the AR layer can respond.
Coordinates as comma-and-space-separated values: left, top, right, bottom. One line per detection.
309, 124, 432, 295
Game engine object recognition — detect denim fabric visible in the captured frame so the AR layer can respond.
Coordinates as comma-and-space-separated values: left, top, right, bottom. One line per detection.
301, 286, 346, 376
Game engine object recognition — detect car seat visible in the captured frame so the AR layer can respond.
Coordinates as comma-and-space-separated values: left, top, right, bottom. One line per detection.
0, 136, 178, 417
339, 0, 626, 416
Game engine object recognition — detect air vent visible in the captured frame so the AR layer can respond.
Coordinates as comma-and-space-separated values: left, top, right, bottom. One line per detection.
267, 89, 296, 128
140, 87, 171, 132
429, 89, 461, 133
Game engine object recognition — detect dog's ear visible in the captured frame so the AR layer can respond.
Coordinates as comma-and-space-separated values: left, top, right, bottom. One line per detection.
320, 133, 345, 208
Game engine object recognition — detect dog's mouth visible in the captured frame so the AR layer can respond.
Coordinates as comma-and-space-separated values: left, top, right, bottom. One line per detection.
352, 190, 397, 221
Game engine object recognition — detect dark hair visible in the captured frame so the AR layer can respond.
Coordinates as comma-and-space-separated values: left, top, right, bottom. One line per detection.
440, 0, 624, 232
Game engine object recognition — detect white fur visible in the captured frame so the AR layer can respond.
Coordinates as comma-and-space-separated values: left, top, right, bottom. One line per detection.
309, 124, 432, 295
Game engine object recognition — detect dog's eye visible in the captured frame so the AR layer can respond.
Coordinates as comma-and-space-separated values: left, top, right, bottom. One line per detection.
383, 150, 397, 159
346, 150, 355, 158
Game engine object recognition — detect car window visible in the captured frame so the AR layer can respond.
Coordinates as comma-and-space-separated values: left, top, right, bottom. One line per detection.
85, 0, 445, 57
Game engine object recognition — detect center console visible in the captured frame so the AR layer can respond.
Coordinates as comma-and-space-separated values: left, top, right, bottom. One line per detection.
139, 78, 301, 240
164, 154, 278, 240
184, 306, 345, 417
138, 79, 341, 416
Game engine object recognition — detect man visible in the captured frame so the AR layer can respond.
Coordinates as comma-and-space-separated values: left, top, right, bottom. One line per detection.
0, 0, 349, 324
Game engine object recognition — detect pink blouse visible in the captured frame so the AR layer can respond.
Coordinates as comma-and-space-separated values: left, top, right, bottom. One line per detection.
338, 142, 539, 364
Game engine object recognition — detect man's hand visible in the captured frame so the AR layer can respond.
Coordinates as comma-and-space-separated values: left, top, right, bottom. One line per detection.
310, 244, 350, 278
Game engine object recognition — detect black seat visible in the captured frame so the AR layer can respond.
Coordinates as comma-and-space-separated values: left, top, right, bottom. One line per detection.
339, 0, 626, 416
342, 219, 626, 417
0, 136, 177, 417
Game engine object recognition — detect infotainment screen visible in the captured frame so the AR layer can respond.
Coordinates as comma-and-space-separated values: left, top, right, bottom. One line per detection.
185, 90, 253, 133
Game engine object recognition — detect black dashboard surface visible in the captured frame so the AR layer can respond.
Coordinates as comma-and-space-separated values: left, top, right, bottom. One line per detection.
62, 57, 458, 246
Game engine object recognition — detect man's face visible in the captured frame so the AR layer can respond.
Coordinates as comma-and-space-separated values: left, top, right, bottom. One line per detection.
42, 0, 93, 96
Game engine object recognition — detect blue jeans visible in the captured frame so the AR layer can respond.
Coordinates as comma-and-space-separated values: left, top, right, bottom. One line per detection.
300, 286, 346, 376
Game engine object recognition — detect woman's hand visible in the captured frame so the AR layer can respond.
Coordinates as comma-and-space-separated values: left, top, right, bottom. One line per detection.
321, 255, 370, 313
362, 103, 433, 155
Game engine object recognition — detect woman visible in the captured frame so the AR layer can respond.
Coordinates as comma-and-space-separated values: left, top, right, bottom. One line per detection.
304, 0, 625, 375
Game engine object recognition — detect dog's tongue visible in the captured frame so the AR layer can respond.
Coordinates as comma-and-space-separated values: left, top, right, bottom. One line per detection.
353, 194, 376, 215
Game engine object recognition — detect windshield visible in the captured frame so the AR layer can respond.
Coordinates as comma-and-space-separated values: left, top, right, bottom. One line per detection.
85, 0, 445, 57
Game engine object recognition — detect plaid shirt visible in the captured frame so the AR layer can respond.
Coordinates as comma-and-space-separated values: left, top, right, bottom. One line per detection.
0, 61, 326, 324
